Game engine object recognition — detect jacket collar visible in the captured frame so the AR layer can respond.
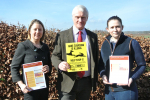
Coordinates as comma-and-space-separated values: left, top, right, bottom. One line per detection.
106, 32, 125, 43
66, 26, 94, 43
66, 27, 74, 42
26, 39, 46, 51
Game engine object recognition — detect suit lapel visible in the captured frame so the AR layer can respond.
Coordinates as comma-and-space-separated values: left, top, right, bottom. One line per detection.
86, 29, 94, 56
66, 27, 74, 43
86, 29, 95, 75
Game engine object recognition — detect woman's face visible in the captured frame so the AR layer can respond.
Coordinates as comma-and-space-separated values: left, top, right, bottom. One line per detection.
30, 23, 43, 41
106, 19, 123, 39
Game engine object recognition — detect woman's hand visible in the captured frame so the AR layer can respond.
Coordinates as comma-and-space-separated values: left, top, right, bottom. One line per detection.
128, 78, 133, 87
102, 75, 113, 85
102, 75, 133, 87
42, 65, 50, 73
17, 81, 32, 93
117, 78, 133, 87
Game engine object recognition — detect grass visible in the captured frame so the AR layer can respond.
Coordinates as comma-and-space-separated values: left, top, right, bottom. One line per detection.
144, 35, 150, 38
132, 34, 150, 38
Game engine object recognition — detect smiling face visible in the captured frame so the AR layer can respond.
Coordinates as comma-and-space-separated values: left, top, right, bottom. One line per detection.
106, 19, 123, 39
72, 10, 88, 30
30, 23, 43, 42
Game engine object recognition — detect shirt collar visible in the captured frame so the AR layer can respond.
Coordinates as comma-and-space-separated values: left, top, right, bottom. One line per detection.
73, 25, 86, 35
110, 37, 118, 43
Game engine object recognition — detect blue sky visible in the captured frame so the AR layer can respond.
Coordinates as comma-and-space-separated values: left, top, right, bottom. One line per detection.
0, 0, 150, 31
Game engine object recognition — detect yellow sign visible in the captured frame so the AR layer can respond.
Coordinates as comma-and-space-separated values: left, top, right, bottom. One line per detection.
66, 42, 88, 72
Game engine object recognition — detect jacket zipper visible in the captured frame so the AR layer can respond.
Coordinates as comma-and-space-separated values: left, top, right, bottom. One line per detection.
105, 36, 120, 55
105, 37, 119, 92
105, 39, 113, 55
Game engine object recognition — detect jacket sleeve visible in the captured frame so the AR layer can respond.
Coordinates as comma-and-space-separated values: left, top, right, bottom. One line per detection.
11, 43, 25, 82
45, 44, 52, 75
51, 33, 63, 71
130, 39, 146, 81
98, 50, 106, 77
94, 34, 99, 82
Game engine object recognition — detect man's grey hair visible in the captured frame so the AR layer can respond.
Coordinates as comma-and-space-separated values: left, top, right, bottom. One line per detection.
72, 5, 89, 17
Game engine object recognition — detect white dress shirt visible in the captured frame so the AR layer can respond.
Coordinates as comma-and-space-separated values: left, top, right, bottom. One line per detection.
73, 25, 91, 77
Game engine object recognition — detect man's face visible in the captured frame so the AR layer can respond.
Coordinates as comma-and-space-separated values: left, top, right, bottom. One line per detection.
72, 10, 88, 30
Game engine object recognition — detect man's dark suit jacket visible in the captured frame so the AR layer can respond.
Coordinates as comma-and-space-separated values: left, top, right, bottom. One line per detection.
51, 27, 98, 93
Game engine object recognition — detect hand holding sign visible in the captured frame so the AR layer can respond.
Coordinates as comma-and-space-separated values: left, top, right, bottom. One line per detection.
58, 61, 70, 71
66, 42, 88, 72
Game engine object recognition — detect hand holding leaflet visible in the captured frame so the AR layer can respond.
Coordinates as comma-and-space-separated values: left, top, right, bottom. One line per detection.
17, 81, 33, 93
117, 78, 133, 87
109, 56, 129, 84
23, 61, 47, 90
102, 75, 113, 85
42, 65, 50, 73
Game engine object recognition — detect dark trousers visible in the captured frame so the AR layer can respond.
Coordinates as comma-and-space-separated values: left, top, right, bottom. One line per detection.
24, 88, 48, 100
59, 76, 92, 100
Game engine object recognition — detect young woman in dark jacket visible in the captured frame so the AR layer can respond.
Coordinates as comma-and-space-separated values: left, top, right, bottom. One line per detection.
11, 19, 52, 100
99, 16, 146, 100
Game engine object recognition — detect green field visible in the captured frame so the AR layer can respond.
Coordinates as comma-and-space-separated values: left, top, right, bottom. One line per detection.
124, 31, 150, 38
131, 34, 150, 38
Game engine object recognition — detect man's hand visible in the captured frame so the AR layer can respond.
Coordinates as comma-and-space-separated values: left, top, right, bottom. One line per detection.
58, 61, 70, 71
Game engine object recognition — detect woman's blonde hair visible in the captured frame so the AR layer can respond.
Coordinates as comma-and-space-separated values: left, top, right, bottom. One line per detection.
27, 19, 45, 41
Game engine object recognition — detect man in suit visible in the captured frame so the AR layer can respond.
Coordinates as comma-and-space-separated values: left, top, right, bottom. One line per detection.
51, 5, 98, 100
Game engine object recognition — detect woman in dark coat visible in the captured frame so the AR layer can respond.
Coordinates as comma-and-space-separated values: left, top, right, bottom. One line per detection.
99, 16, 146, 100
11, 19, 52, 100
